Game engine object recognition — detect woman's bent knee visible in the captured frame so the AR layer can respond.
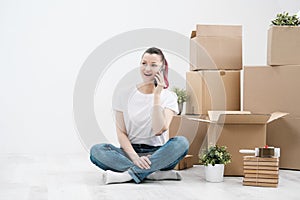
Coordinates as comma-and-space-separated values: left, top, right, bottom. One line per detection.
90, 143, 109, 156
90, 143, 111, 170
173, 136, 189, 151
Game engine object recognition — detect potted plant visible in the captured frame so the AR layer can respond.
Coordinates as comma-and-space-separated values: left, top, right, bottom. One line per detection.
172, 87, 187, 115
268, 12, 300, 65
200, 145, 232, 182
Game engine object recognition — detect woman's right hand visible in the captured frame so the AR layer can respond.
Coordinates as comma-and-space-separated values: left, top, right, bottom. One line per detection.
133, 155, 152, 169
153, 70, 165, 95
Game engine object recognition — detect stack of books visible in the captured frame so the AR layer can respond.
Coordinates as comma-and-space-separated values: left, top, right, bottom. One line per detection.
243, 156, 279, 187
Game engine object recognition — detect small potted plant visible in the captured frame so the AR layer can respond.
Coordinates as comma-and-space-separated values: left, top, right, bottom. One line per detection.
172, 87, 187, 115
268, 12, 300, 65
200, 145, 232, 182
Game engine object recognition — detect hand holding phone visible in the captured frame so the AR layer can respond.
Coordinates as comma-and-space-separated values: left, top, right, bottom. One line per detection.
154, 67, 164, 87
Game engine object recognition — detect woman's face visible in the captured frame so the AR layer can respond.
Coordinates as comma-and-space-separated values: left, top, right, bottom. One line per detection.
140, 53, 163, 83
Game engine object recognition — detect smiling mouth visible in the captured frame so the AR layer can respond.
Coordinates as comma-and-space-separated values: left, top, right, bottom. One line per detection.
144, 73, 153, 77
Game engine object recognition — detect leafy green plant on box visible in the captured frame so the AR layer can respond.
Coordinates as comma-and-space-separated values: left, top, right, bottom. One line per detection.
200, 145, 232, 166
172, 87, 187, 104
271, 12, 300, 26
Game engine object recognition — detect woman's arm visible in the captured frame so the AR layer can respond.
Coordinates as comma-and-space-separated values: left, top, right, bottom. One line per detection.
152, 94, 175, 136
115, 111, 138, 160
115, 111, 151, 169
152, 70, 176, 136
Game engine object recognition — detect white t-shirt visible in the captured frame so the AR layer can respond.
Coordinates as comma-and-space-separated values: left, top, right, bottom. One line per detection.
112, 86, 179, 146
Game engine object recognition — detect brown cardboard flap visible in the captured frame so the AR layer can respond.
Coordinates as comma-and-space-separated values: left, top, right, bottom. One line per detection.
188, 118, 211, 123
191, 30, 196, 38
217, 114, 271, 124
188, 115, 268, 124
267, 112, 289, 123
189, 112, 287, 125
196, 24, 242, 37
208, 111, 251, 122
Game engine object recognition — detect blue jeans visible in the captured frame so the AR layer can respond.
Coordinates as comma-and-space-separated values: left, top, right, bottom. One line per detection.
90, 136, 189, 183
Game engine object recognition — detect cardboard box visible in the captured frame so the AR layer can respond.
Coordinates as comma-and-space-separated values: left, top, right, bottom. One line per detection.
190, 24, 242, 70
244, 66, 300, 170
189, 111, 287, 176
267, 26, 300, 66
169, 115, 208, 164
174, 155, 194, 170
186, 70, 240, 115
244, 66, 300, 117
267, 117, 300, 170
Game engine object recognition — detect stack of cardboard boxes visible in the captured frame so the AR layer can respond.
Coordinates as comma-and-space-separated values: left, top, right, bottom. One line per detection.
186, 24, 242, 114
244, 26, 300, 170
170, 24, 243, 170
243, 156, 279, 187
186, 24, 249, 175
169, 24, 284, 174
170, 24, 294, 175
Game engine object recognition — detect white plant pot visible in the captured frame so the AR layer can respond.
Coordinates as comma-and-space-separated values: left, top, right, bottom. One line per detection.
204, 164, 224, 182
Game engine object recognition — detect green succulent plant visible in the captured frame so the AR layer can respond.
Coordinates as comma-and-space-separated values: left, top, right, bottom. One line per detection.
172, 87, 187, 104
200, 145, 232, 166
271, 12, 300, 26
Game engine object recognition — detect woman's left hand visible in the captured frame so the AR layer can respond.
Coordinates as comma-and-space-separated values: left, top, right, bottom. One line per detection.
133, 155, 152, 169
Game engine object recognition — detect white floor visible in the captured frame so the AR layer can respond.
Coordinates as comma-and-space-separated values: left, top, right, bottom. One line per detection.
1, 153, 300, 200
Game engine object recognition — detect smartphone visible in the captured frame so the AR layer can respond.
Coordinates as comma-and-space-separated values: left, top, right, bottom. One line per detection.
154, 67, 164, 87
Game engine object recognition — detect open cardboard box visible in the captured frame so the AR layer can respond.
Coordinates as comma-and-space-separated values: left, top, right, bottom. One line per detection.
189, 111, 288, 176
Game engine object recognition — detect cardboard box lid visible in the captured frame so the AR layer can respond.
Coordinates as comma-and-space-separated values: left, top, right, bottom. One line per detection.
196, 24, 242, 37
188, 111, 288, 125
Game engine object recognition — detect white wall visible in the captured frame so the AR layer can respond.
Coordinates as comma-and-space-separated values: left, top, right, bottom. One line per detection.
1, 0, 299, 154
